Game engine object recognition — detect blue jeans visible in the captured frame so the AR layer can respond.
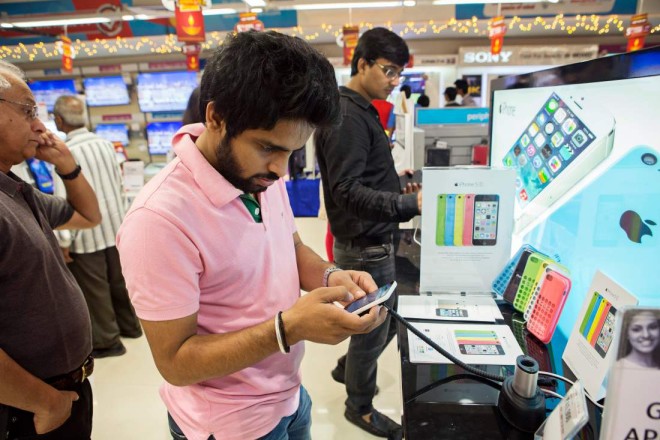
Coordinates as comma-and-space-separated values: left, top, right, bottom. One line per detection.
168, 386, 312, 440
333, 240, 398, 415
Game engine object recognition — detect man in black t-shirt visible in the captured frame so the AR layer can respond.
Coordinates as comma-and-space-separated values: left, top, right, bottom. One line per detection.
0, 60, 101, 439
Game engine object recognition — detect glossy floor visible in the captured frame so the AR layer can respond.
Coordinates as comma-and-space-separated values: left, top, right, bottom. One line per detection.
90, 217, 404, 439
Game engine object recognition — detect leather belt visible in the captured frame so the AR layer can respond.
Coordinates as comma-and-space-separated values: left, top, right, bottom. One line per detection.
338, 233, 393, 248
45, 356, 94, 390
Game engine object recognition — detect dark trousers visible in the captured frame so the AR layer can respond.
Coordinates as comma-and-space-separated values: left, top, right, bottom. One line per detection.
5, 379, 93, 440
68, 246, 141, 349
333, 240, 398, 415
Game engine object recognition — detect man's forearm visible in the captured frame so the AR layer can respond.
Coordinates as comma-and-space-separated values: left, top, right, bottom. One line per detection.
0, 349, 57, 412
295, 240, 334, 292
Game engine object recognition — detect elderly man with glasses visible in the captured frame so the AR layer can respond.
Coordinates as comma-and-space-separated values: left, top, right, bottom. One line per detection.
315, 27, 422, 439
0, 60, 101, 439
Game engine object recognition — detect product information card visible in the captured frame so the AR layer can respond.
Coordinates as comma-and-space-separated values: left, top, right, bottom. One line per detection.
562, 271, 638, 400
419, 167, 515, 293
398, 294, 504, 323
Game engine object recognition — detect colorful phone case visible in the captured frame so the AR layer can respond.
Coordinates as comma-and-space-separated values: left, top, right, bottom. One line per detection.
526, 270, 571, 343
462, 194, 475, 246
435, 194, 446, 246
453, 194, 465, 246
579, 292, 601, 336
492, 244, 541, 296
523, 262, 570, 321
512, 253, 549, 313
444, 195, 456, 246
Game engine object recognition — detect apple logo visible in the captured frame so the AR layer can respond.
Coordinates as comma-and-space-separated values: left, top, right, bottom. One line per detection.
619, 210, 656, 243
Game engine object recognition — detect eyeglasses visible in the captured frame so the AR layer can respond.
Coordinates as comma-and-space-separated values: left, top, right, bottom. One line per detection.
0, 97, 38, 120
371, 61, 404, 81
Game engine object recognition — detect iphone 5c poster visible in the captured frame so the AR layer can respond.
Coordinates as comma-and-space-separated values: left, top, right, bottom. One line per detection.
562, 270, 638, 400
420, 168, 515, 293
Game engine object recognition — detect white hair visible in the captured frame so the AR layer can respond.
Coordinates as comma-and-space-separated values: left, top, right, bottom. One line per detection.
53, 95, 87, 128
0, 60, 25, 91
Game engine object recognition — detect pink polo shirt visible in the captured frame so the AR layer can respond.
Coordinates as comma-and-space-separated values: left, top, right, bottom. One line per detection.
117, 123, 304, 440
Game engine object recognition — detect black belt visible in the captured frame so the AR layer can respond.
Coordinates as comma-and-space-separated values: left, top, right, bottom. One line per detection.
45, 356, 94, 390
337, 233, 393, 248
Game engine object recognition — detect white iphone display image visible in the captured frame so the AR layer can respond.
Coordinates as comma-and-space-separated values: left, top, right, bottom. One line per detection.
502, 92, 615, 231
344, 281, 397, 315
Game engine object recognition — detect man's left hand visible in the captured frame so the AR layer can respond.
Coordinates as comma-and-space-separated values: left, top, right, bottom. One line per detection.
327, 270, 378, 306
36, 131, 77, 173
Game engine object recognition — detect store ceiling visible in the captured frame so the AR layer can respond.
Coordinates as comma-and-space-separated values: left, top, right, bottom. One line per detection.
0, 0, 657, 64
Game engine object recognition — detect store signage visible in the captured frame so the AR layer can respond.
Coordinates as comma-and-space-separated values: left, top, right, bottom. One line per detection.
175, 2, 205, 43
415, 55, 457, 66
234, 12, 265, 33
143, 61, 188, 71
489, 16, 507, 56
458, 45, 598, 66
417, 108, 490, 126
61, 35, 73, 72
626, 13, 650, 53
343, 25, 359, 66
102, 114, 133, 122
183, 44, 201, 71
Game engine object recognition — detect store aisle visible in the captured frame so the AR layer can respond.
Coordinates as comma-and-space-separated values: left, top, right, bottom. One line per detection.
90, 216, 403, 439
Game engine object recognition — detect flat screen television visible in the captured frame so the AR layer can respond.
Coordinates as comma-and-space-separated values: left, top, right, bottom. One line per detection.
400, 73, 426, 94
489, 47, 660, 359
95, 123, 129, 146
84, 76, 130, 106
146, 121, 182, 155
28, 79, 76, 111
136, 71, 197, 113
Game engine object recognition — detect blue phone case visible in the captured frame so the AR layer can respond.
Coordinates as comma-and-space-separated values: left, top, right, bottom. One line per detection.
444, 195, 456, 246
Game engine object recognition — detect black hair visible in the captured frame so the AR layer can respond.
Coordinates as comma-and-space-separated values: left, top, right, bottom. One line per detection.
399, 85, 412, 99
454, 79, 468, 94
444, 87, 458, 101
416, 93, 430, 108
350, 27, 409, 76
200, 31, 340, 140
182, 87, 202, 125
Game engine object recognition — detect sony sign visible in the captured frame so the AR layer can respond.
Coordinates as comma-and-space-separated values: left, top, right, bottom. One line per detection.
463, 50, 513, 64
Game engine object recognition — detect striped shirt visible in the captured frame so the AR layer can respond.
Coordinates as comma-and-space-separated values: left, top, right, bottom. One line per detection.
66, 127, 125, 253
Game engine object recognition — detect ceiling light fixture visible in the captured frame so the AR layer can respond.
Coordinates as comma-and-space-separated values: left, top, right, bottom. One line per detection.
289, 1, 416, 11
243, 0, 267, 7
10, 16, 112, 28
201, 8, 238, 16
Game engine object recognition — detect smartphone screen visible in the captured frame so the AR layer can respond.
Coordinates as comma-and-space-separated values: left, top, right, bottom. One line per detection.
472, 195, 499, 246
344, 282, 396, 314
459, 344, 505, 355
502, 92, 598, 205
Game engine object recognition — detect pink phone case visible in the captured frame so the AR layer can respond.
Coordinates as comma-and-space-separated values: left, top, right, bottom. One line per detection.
462, 194, 475, 246
527, 271, 571, 343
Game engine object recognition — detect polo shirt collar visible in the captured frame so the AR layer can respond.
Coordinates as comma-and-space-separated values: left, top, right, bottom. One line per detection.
340, 86, 373, 111
65, 127, 89, 142
172, 123, 243, 209
0, 171, 24, 197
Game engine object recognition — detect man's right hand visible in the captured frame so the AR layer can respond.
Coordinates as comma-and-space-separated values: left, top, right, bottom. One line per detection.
33, 388, 79, 434
282, 286, 388, 346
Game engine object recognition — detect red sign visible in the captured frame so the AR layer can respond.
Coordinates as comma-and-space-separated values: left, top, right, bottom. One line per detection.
175, 7, 205, 43
489, 16, 506, 56
102, 114, 132, 121
626, 13, 650, 52
343, 26, 359, 66
99, 64, 122, 72
234, 13, 264, 33
61, 35, 73, 72
183, 44, 201, 71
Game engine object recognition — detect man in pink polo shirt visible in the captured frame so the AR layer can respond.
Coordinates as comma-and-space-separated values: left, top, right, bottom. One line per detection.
117, 31, 387, 440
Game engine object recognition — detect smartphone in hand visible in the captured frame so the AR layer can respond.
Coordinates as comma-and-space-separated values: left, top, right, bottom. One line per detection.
344, 281, 397, 315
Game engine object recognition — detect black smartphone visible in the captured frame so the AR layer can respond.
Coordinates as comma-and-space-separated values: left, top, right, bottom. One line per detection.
472, 194, 499, 246
503, 249, 533, 304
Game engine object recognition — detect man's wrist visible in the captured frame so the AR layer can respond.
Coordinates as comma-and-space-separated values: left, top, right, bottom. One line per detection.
56, 163, 82, 180
322, 266, 343, 287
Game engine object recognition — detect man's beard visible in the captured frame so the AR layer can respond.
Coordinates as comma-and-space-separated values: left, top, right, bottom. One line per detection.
214, 134, 279, 194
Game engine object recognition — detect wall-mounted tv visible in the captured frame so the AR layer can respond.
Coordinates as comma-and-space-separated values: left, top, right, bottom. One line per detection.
146, 121, 182, 155
28, 79, 76, 111
136, 71, 197, 113
400, 73, 426, 94
95, 123, 129, 146
84, 76, 130, 107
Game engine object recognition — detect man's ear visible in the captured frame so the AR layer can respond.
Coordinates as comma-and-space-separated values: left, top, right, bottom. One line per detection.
205, 101, 223, 132
357, 58, 369, 75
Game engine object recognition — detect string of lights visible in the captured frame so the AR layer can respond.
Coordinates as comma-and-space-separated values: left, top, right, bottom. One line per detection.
0, 13, 652, 62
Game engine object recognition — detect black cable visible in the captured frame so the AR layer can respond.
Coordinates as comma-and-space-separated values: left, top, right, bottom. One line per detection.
384, 302, 507, 382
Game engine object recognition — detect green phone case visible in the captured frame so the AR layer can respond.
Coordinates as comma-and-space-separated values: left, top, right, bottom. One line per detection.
435, 194, 446, 246
513, 253, 550, 313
